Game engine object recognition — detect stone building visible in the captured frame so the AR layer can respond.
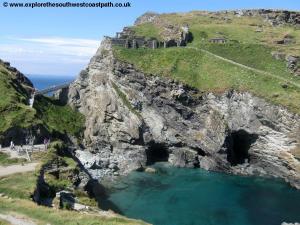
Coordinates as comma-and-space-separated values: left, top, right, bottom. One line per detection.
110, 24, 192, 49
209, 37, 227, 43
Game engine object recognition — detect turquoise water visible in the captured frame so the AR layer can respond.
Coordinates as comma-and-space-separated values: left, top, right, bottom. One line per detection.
103, 163, 300, 225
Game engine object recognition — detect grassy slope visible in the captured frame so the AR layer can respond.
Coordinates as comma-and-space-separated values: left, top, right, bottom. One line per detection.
114, 47, 300, 113
0, 197, 146, 225
0, 65, 36, 134
0, 63, 84, 139
0, 143, 146, 225
114, 11, 300, 114
0, 172, 37, 199
33, 96, 85, 138
0, 152, 27, 166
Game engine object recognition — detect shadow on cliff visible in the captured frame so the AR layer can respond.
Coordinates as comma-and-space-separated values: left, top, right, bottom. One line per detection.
70, 149, 124, 214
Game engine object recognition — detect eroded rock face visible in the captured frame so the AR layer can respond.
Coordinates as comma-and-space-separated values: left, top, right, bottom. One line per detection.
67, 38, 300, 188
233, 9, 300, 26
134, 12, 159, 25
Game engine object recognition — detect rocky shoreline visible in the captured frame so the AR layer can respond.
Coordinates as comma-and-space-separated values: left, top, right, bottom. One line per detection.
58, 37, 300, 189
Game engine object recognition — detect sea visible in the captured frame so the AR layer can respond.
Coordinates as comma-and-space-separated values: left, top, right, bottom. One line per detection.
28, 75, 300, 225
27, 74, 75, 92
101, 163, 300, 225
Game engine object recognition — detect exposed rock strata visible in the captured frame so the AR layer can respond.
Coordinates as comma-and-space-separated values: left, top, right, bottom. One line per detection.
67, 38, 300, 189
136, 10, 300, 28
232, 9, 300, 26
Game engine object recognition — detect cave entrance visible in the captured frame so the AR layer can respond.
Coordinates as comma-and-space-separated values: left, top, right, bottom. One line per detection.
225, 129, 258, 166
146, 142, 169, 165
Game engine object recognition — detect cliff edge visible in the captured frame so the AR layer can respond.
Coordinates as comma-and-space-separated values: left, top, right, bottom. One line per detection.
67, 38, 300, 188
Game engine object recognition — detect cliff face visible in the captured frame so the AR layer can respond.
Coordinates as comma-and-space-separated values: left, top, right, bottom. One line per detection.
67, 38, 300, 188
135, 9, 300, 27
0, 59, 33, 96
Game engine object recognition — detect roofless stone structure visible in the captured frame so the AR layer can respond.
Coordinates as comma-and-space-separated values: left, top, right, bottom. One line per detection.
109, 25, 192, 49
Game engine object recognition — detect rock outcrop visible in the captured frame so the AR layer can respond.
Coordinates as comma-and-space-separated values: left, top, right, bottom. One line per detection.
66, 38, 300, 189
134, 12, 159, 25
0, 59, 33, 91
271, 52, 300, 76
233, 9, 300, 26
134, 12, 192, 46
286, 55, 300, 75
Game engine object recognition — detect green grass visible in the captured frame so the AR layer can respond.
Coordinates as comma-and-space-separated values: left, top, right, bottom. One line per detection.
0, 218, 10, 225
111, 81, 141, 117
0, 197, 147, 225
114, 47, 300, 114
131, 22, 162, 41
0, 63, 85, 142
135, 11, 300, 54
0, 65, 36, 134
0, 152, 27, 166
40, 141, 79, 192
0, 168, 147, 224
33, 96, 85, 138
200, 42, 300, 83
0, 172, 37, 199
114, 11, 300, 114
74, 189, 98, 207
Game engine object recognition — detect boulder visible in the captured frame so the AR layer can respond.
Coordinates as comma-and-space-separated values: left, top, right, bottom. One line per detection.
145, 167, 157, 173
168, 148, 199, 168
199, 156, 218, 170
286, 55, 299, 73
271, 51, 286, 60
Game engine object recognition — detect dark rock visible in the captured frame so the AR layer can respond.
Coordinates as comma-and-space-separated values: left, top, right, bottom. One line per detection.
65, 38, 300, 189
286, 55, 299, 73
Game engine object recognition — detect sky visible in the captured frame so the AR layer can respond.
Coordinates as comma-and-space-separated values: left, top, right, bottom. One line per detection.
0, 0, 299, 76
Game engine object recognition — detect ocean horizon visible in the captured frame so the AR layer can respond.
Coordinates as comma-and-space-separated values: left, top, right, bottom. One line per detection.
27, 74, 76, 91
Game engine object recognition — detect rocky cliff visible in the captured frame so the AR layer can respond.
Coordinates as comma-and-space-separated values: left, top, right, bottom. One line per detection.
66, 38, 300, 189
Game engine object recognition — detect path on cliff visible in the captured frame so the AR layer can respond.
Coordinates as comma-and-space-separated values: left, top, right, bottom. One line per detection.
1, 144, 45, 159
186, 47, 300, 89
0, 213, 36, 225
0, 163, 39, 177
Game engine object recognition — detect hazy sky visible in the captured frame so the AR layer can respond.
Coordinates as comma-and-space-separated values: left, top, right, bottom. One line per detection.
0, 0, 299, 76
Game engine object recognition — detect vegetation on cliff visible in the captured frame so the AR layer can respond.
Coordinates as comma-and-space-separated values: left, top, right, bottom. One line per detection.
0, 140, 146, 225
0, 63, 36, 134
0, 62, 85, 143
0, 152, 27, 166
33, 96, 85, 138
114, 11, 300, 114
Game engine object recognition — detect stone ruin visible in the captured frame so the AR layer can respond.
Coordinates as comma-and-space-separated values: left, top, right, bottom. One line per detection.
109, 24, 192, 49
233, 9, 300, 27
271, 52, 300, 76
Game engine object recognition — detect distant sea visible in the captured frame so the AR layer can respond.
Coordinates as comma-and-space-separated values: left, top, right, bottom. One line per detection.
27, 74, 76, 91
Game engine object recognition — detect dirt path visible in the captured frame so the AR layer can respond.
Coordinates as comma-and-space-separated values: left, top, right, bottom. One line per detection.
0, 213, 36, 225
0, 163, 39, 177
186, 47, 300, 89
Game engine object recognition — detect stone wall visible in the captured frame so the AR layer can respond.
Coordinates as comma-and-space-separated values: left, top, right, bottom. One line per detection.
109, 24, 191, 49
